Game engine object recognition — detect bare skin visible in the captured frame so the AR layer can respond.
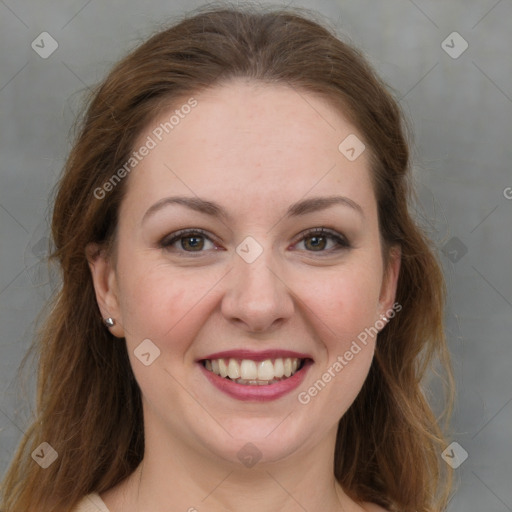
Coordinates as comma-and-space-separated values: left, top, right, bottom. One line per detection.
88, 79, 398, 512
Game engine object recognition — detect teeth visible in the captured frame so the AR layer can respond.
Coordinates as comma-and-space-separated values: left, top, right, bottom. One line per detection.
204, 357, 303, 385
274, 358, 284, 378
219, 359, 228, 378
284, 358, 292, 377
240, 359, 258, 380
227, 358, 240, 379
257, 360, 274, 380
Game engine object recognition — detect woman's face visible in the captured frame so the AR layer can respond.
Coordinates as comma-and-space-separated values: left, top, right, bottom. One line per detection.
89, 79, 400, 466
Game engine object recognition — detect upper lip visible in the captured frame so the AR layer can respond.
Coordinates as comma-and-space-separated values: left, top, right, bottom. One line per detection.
198, 349, 313, 362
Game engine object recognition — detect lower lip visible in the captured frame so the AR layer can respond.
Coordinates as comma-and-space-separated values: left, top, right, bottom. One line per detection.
199, 361, 312, 402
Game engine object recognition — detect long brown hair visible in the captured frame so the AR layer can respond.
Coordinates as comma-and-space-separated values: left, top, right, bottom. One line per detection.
1, 4, 454, 511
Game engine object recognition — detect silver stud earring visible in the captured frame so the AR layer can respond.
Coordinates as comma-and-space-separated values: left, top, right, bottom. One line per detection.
104, 317, 115, 327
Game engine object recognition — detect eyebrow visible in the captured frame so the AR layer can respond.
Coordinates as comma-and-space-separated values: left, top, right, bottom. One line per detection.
142, 194, 364, 224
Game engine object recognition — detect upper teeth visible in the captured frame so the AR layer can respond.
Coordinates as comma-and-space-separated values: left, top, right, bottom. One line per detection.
204, 357, 301, 383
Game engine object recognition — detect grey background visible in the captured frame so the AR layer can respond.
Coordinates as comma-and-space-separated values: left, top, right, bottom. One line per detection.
1, 0, 511, 509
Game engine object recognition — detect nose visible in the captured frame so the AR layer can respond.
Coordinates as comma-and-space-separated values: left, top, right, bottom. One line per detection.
220, 246, 295, 333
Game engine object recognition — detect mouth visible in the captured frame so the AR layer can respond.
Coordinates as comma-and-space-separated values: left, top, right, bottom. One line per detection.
197, 350, 313, 401
202, 357, 306, 386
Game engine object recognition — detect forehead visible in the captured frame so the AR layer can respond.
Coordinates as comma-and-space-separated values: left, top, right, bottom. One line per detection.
121, 80, 376, 221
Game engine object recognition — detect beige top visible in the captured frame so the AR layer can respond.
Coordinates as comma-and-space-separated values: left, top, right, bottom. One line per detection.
72, 493, 110, 512
72, 492, 389, 512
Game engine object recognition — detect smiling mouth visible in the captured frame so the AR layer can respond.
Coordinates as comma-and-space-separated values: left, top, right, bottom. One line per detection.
202, 357, 306, 385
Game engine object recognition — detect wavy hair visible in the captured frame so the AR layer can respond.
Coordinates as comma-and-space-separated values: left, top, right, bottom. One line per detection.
1, 4, 454, 511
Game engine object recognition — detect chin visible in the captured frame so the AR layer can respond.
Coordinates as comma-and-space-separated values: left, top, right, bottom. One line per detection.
198, 416, 318, 467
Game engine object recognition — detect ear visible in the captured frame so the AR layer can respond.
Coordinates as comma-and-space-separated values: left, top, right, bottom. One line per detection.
86, 242, 125, 338
377, 245, 401, 320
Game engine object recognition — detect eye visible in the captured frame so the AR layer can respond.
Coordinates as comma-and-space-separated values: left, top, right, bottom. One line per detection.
159, 227, 351, 256
293, 228, 350, 253
160, 229, 218, 253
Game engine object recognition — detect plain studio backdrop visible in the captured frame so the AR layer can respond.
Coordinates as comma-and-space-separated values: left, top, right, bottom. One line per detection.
0, 1, 511, 509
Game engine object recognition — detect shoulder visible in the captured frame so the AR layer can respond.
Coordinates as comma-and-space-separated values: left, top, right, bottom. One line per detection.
72, 493, 111, 512
361, 502, 390, 512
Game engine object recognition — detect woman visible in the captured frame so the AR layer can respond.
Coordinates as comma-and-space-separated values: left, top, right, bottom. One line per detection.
1, 5, 454, 512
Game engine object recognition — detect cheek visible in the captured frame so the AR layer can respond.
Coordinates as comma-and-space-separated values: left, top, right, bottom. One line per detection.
297, 268, 381, 401
116, 254, 223, 348
292, 264, 382, 425
293, 260, 383, 345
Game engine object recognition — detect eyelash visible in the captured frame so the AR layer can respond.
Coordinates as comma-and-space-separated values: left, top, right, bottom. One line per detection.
159, 227, 351, 256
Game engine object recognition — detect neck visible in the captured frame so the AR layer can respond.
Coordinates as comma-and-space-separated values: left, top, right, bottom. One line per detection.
105, 416, 364, 512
